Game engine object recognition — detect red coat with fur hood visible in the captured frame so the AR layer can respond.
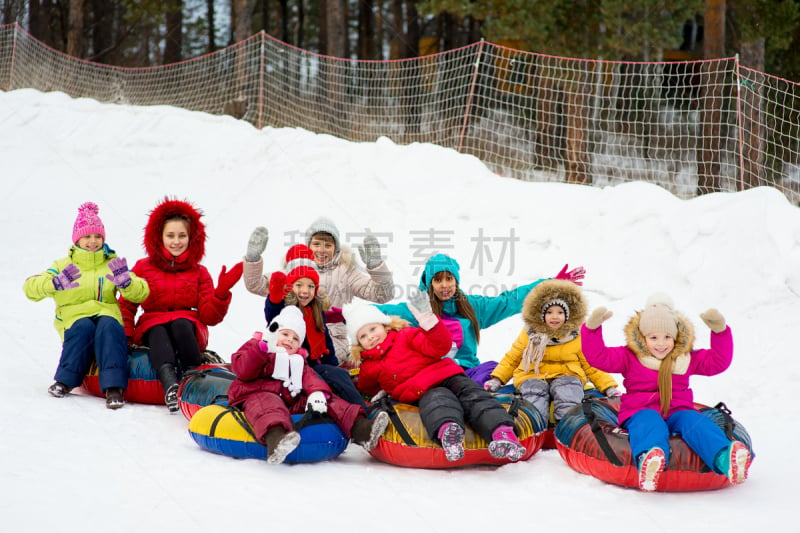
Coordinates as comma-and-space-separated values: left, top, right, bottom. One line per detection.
120, 199, 230, 350
356, 320, 461, 404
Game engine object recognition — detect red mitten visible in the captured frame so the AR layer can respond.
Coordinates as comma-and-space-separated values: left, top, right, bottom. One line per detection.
268, 271, 290, 303
215, 262, 244, 299
325, 306, 345, 324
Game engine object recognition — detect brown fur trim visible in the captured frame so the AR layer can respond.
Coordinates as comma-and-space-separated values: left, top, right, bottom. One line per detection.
521, 279, 586, 337
624, 310, 695, 362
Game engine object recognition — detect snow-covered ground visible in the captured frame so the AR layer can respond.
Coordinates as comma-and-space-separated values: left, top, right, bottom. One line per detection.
2, 88, 798, 532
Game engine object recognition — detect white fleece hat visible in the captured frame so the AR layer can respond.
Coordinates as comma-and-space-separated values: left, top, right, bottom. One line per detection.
342, 302, 391, 344
267, 305, 306, 344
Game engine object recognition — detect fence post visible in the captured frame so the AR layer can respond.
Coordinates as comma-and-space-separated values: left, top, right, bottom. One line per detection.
258, 31, 265, 129
457, 39, 485, 153
734, 53, 745, 192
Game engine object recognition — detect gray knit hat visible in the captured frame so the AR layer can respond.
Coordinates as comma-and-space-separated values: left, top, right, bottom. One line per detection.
306, 216, 340, 251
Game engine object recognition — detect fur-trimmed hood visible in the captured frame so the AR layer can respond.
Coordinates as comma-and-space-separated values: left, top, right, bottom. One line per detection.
521, 279, 586, 338
143, 198, 206, 271
625, 309, 696, 372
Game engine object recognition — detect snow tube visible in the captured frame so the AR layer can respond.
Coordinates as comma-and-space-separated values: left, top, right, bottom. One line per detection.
554, 396, 755, 491
177, 364, 235, 420
368, 392, 547, 469
83, 347, 228, 405
82, 348, 164, 404
495, 384, 603, 450
188, 404, 348, 464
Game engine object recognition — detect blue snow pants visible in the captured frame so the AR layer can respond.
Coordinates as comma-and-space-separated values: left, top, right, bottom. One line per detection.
55, 316, 128, 391
623, 408, 731, 474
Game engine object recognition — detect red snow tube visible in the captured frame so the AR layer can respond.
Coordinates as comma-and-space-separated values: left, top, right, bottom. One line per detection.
82, 348, 164, 404
368, 392, 548, 469
554, 396, 755, 491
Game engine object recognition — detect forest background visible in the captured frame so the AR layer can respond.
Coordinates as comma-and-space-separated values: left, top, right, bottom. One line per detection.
1, 0, 799, 83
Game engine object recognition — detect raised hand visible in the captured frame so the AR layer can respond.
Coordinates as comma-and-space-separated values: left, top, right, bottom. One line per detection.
215, 262, 244, 299
554, 264, 586, 286
700, 308, 726, 333
586, 307, 613, 330
105, 257, 131, 289
52, 264, 81, 291
358, 235, 383, 269
246, 226, 269, 262
268, 271, 290, 304
407, 288, 437, 331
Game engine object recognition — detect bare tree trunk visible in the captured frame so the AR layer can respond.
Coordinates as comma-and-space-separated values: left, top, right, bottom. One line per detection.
297, 0, 305, 49
91, 0, 112, 63
232, 0, 255, 43
699, 0, 725, 195
207, 0, 216, 52
66, 0, 83, 58
405, 0, 418, 58
326, 0, 345, 57
164, 0, 183, 65
279, 0, 289, 43
564, 73, 591, 184
739, 38, 765, 190
319, 0, 327, 54
389, 0, 402, 59
358, 0, 375, 59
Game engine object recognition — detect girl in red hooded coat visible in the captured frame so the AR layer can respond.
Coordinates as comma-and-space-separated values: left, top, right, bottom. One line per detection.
343, 294, 527, 463
120, 198, 242, 412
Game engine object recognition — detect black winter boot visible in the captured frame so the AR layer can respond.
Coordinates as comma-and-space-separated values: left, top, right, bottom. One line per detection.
156, 364, 180, 413
351, 411, 389, 452
264, 428, 301, 465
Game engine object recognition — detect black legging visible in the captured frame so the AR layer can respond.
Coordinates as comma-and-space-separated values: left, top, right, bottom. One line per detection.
144, 318, 203, 371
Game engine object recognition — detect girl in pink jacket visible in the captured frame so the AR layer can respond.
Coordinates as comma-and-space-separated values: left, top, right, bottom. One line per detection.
581, 293, 751, 491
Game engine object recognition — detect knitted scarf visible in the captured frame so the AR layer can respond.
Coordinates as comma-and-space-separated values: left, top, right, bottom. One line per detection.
301, 305, 329, 361
521, 328, 579, 374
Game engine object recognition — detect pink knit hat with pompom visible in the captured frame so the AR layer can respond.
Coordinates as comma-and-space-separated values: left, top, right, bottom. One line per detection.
72, 202, 106, 243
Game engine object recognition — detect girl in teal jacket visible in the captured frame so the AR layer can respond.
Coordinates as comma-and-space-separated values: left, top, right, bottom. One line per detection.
23, 202, 149, 409
377, 253, 584, 385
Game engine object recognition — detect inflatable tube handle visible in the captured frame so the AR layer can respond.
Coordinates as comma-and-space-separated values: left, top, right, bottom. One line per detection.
376, 397, 418, 447
581, 397, 624, 467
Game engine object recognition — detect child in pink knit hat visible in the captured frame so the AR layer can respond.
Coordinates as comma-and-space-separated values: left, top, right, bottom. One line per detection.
23, 202, 149, 409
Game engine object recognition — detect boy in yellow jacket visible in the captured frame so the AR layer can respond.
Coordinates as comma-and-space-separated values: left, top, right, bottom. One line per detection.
485, 279, 618, 423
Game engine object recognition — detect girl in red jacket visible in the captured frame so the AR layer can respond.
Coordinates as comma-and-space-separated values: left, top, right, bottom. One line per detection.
343, 295, 527, 463
228, 305, 390, 464
120, 198, 242, 412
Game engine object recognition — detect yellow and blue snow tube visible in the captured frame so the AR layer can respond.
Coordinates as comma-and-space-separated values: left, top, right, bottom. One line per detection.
188, 404, 348, 464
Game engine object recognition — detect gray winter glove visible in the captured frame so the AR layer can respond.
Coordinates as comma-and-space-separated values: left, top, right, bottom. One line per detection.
246, 226, 269, 262
700, 308, 726, 333
605, 386, 622, 398
358, 235, 383, 269
484, 378, 503, 392
586, 307, 613, 330
408, 288, 437, 330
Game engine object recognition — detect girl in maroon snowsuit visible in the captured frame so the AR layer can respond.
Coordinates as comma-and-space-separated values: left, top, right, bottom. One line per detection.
228, 305, 389, 464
